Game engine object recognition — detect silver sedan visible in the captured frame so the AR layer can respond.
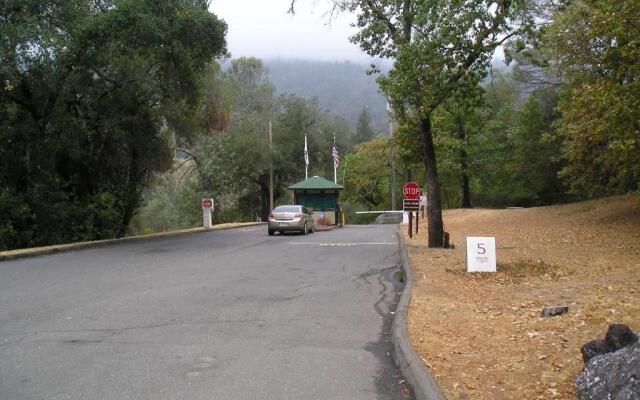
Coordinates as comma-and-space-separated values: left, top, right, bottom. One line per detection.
268, 205, 315, 235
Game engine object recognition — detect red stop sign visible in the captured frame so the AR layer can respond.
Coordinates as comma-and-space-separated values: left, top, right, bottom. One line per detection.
403, 182, 422, 200
201, 198, 213, 209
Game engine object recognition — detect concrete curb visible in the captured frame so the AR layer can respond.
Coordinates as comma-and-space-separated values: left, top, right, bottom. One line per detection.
0, 222, 267, 262
393, 229, 447, 400
313, 224, 340, 232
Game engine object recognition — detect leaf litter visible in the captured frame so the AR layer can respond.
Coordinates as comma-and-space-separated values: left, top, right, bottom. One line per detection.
404, 195, 640, 399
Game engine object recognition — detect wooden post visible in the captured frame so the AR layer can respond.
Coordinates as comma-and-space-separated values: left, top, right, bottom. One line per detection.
415, 212, 419, 234
408, 212, 413, 239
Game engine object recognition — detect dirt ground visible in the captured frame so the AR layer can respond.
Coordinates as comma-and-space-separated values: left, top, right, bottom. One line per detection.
403, 194, 640, 400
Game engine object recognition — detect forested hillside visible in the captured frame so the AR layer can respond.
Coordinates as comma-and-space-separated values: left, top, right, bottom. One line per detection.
265, 59, 389, 132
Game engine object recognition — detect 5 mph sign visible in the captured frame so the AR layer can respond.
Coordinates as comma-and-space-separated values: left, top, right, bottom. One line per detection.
466, 237, 496, 272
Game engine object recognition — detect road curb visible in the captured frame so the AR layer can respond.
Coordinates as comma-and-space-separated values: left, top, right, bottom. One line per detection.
313, 225, 340, 232
393, 229, 447, 400
0, 222, 267, 262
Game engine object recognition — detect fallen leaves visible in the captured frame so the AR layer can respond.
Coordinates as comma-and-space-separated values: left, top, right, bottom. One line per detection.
406, 195, 640, 400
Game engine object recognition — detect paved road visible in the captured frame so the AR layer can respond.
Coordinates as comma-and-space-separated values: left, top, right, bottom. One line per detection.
0, 225, 409, 400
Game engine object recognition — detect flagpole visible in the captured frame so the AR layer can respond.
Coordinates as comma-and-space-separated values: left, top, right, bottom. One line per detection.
269, 120, 273, 212
304, 135, 308, 180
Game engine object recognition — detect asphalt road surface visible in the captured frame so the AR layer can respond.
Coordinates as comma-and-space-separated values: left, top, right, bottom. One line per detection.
0, 225, 409, 400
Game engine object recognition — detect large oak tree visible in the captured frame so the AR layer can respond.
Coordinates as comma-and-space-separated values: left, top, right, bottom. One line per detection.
345, 0, 534, 246
0, 0, 227, 249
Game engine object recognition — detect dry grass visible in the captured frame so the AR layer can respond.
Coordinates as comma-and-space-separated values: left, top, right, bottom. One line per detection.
404, 194, 640, 400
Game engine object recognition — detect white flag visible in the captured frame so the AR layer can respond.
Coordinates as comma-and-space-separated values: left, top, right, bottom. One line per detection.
304, 135, 309, 167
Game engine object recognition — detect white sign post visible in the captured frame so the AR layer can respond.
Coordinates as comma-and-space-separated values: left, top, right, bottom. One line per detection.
202, 198, 213, 230
466, 236, 496, 272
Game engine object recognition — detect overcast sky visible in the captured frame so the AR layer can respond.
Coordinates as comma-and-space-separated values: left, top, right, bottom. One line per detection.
208, 0, 371, 62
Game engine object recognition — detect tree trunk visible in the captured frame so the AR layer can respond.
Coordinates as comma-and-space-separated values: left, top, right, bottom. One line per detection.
462, 171, 471, 208
419, 116, 445, 248
260, 180, 270, 222
119, 149, 141, 238
457, 115, 472, 208
461, 148, 472, 208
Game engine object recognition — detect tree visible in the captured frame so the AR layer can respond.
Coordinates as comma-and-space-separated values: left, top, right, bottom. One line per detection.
470, 73, 521, 207
434, 84, 485, 208
342, 137, 394, 209
510, 87, 565, 204
0, 0, 227, 249
185, 59, 353, 223
544, 0, 640, 196
343, 0, 534, 247
468, 73, 567, 207
354, 107, 375, 143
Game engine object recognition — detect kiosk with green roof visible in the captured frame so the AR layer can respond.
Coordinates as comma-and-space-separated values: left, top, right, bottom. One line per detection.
288, 176, 344, 225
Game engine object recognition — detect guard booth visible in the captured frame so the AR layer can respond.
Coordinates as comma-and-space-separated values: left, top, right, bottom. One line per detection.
288, 176, 344, 226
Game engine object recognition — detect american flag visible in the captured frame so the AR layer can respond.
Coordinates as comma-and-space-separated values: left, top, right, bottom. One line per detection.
304, 135, 309, 167
332, 142, 339, 169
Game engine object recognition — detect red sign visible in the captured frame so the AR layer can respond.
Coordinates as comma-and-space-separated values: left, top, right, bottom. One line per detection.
402, 182, 422, 200
201, 198, 213, 209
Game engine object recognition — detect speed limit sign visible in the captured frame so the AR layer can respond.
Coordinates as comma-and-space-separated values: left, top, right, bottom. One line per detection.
466, 237, 496, 272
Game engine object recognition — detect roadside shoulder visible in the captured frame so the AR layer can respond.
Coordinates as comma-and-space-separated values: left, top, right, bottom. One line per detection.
394, 229, 447, 400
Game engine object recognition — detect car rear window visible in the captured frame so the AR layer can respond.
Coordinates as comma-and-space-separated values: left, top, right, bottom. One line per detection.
273, 206, 301, 213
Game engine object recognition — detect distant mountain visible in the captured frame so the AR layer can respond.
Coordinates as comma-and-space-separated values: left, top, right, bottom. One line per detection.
264, 59, 389, 132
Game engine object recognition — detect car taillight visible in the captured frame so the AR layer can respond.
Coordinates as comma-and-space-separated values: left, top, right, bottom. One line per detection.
295, 213, 301, 218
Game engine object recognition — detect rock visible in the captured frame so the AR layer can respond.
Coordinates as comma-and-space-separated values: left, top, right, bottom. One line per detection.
540, 306, 569, 317
581, 339, 612, 364
605, 324, 638, 351
576, 340, 640, 400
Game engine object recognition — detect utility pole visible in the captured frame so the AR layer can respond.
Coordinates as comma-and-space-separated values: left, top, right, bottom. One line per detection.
268, 120, 273, 212
388, 99, 397, 210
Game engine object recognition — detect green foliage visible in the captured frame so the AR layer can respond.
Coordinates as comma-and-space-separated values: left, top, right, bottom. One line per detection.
343, 0, 536, 246
364, 0, 532, 115
132, 57, 356, 231
0, 0, 227, 249
342, 137, 393, 209
545, 0, 640, 196
354, 107, 376, 144
467, 75, 563, 207
511, 87, 565, 204
430, 85, 485, 208
128, 173, 182, 235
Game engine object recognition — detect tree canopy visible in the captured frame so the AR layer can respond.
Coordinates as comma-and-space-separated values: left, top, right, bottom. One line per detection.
0, 0, 227, 249
545, 0, 640, 196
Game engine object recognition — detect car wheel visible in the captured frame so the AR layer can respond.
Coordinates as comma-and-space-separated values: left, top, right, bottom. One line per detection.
268, 229, 274, 236
302, 222, 307, 235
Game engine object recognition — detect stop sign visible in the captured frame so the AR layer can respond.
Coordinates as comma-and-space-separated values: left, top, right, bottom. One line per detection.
201, 198, 213, 209
403, 182, 422, 200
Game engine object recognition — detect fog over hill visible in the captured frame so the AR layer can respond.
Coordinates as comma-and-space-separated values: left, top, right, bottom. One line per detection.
264, 59, 389, 132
